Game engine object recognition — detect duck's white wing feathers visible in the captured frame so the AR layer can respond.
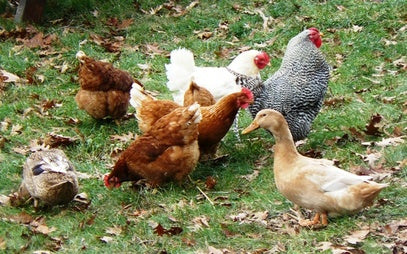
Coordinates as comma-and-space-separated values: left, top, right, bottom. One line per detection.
304, 159, 372, 192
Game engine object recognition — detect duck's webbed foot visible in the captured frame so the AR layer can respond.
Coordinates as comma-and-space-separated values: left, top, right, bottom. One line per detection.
298, 212, 328, 229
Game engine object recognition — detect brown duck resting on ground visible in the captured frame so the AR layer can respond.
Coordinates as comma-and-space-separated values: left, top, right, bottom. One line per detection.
242, 109, 388, 227
17, 149, 79, 208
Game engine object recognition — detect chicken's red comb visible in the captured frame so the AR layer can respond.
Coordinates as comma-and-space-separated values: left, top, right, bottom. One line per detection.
308, 27, 322, 48
241, 87, 254, 101
103, 174, 111, 188
259, 51, 270, 63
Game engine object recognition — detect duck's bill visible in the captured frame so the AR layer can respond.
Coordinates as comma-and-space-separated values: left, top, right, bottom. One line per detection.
242, 121, 260, 134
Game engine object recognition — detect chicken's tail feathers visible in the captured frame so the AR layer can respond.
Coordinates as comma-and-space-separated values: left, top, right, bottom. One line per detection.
129, 81, 155, 109
186, 102, 202, 124
165, 48, 196, 97
169, 48, 195, 67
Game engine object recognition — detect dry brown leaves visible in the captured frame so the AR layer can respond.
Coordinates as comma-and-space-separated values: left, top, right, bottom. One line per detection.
154, 223, 183, 236
318, 219, 407, 253
1, 25, 58, 50
1, 213, 64, 251
89, 33, 124, 53
139, 0, 199, 17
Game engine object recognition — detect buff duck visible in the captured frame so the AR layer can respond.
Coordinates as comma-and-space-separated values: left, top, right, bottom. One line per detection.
242, 109, 388, 227
18, 149, 79, 208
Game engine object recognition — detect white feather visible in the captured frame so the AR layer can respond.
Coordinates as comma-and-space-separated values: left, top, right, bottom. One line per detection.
165, 48, 261, 105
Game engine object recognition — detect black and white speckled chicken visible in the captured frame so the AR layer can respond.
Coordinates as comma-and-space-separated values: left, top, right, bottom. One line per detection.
246, 28, 330, 141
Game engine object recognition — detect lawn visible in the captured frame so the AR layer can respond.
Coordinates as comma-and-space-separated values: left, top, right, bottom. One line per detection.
0, 0, 406, 253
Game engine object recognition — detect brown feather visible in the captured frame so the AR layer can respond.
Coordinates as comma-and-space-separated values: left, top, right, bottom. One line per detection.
183, 81, 216, 107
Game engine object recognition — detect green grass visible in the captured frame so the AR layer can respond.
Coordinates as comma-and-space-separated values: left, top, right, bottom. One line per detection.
1, 0, 406, 253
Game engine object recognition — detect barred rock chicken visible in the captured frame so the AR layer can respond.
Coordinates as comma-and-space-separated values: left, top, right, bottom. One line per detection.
165, 48, 269, 104
75, 51, 134, 119
243, 109, 387, 226
130, 82, 253, 160
246, 28, 330, 141
104, 103, 202, 188
17, 149, 78, 207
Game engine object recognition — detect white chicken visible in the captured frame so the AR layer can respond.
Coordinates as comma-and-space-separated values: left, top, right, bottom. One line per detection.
165, 48, 270, 105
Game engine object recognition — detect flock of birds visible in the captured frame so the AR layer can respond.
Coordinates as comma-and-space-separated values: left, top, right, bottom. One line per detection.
11, 28, 387, 227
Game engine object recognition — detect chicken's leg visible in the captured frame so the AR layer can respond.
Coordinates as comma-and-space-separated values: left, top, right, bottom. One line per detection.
232, 112, 241, 141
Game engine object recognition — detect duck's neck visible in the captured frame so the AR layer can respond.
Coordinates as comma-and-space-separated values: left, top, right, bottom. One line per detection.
272, 125, 299, 165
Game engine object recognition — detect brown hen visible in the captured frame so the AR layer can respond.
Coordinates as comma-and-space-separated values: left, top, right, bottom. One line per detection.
130, 82, 253, 160
75, 51, 134, 119
104, 103, 202, 188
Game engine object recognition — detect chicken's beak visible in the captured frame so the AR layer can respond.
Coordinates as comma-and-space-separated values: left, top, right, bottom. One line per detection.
242, 121, 260, 134
319, 32, 324, 37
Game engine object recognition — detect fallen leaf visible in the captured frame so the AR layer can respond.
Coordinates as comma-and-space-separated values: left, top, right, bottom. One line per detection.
41, 99, 62, 111
241, 170, 259, 181
100, 236, 114, 243
144, 43, 166, 56
375, 136, 405, 147
32, 224, 56, 235
9, 212, 34, 224
154, 223, 183, 236
229, 210, 268, 225
364, 113, 383, 136
336, 5, 346, 11
301, 148, 323, 158
196, 30, 213, 40
154, 224, 165, 236
324, 96, 348, 107
207, 246, 230, 254
24, 32, 44, 48
357, 150, 382, 168
181, 237, 196, 247
106, 226, 122, 236
0, 237, 5, 250
12, 146, 28, 155
10, 124, 23, 136
352, 25, 363, 32
0, 195, 11, 206
43, 133, 79, 148
382, 38, 397, 46
117, 18, 134, 30
33, 251, 52, 254
344, 229, 370, 244
0, 118, 11, 131
205, 176, 217, 189
392, 56, 407, 70
0, 69, 26, 84
29, 217, 57, 235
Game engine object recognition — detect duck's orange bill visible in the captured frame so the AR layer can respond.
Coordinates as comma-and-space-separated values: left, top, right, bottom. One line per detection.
242, 121, 260, 134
